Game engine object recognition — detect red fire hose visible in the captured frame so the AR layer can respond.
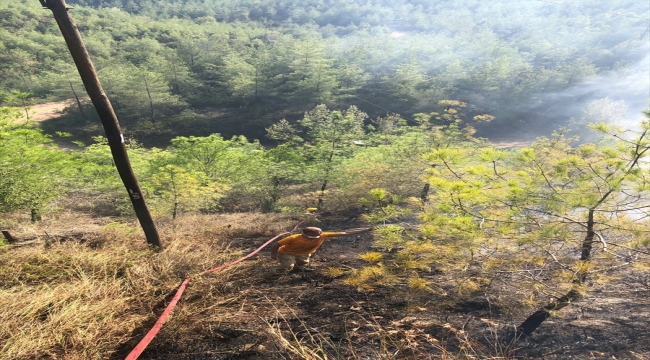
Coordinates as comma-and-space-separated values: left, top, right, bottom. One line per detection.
124, 219, 310, 359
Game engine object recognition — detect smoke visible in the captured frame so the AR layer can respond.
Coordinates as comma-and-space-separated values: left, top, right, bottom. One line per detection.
481, 54, 649, 141
574, 54, 650, 127
550, 55, 650, 132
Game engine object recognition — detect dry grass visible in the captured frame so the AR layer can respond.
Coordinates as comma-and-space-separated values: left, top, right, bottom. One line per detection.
0, 210, 588, 359
262, 301, 515, 360
1, 209, 505, 359
0, 212, 296, 359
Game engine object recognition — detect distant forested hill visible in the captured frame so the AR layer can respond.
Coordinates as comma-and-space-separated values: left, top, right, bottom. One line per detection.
65, 0, 650, 32
1, 0, 648, 144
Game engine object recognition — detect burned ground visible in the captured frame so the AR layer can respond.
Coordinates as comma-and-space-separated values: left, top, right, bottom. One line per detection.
124, 213, 650, 360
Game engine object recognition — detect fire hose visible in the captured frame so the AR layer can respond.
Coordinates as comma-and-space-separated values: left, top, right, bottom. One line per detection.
125, 218, 311, 360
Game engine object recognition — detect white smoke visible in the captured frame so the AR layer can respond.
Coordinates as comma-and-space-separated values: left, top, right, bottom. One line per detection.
519, 54, 649, 138
580, 54, 650, 127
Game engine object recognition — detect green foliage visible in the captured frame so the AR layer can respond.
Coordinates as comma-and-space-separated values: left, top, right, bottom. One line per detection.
266, 119, 300, 143
348, 113, 650, 311
369, 188, 388, 203
0, 107, 71, 219
70, 136, 127, 211
167, 134, 279, 211
370, 225, 406, 252
96, 61, 187, 128
168, 134, 264, 182
343, 263, 396, 291
265, 105, 372, 209
1, 0, 647, 143
145, 165, 226, 218
299, 105, 366, 145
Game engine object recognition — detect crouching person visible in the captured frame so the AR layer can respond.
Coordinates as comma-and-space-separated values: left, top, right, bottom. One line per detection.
270, 226, 373, 271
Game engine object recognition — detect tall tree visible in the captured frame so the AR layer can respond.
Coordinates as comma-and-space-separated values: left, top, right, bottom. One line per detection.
285, 39, 337, 107
42, 0, 162, 249
298, 104, 367, 207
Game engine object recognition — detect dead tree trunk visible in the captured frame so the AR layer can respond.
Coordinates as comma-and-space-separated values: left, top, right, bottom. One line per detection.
171, 62, 181, 95
41, 0, 162, 250
514, 288, 582, 339
20, 98, 30, 120
1, 231, 16, 244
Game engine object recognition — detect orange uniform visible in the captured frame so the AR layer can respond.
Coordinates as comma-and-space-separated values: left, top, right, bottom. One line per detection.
276, 232, 340, 255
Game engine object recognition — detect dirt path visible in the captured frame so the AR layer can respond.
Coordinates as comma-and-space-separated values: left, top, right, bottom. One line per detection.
14, 99, 79, 123
10, 99, 88, 150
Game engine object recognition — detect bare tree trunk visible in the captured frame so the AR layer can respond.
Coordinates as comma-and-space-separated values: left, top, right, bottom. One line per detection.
317, 143, 336, 208
540, 77, 552, 95
42, 0, 162, 250
172, 62, 181, 95
316, 66, 321, 96
69, 81, 85, 115
580, 209, 596, 261
143, 76, 155, 123
254, 67, 259, 99
514, 289, 582, 339
20, 98, 30, 120
171, 170, 177, 219
564, 72, 575, 89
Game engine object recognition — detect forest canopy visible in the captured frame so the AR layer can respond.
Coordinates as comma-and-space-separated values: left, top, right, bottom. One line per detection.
0, 0, 647, 144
